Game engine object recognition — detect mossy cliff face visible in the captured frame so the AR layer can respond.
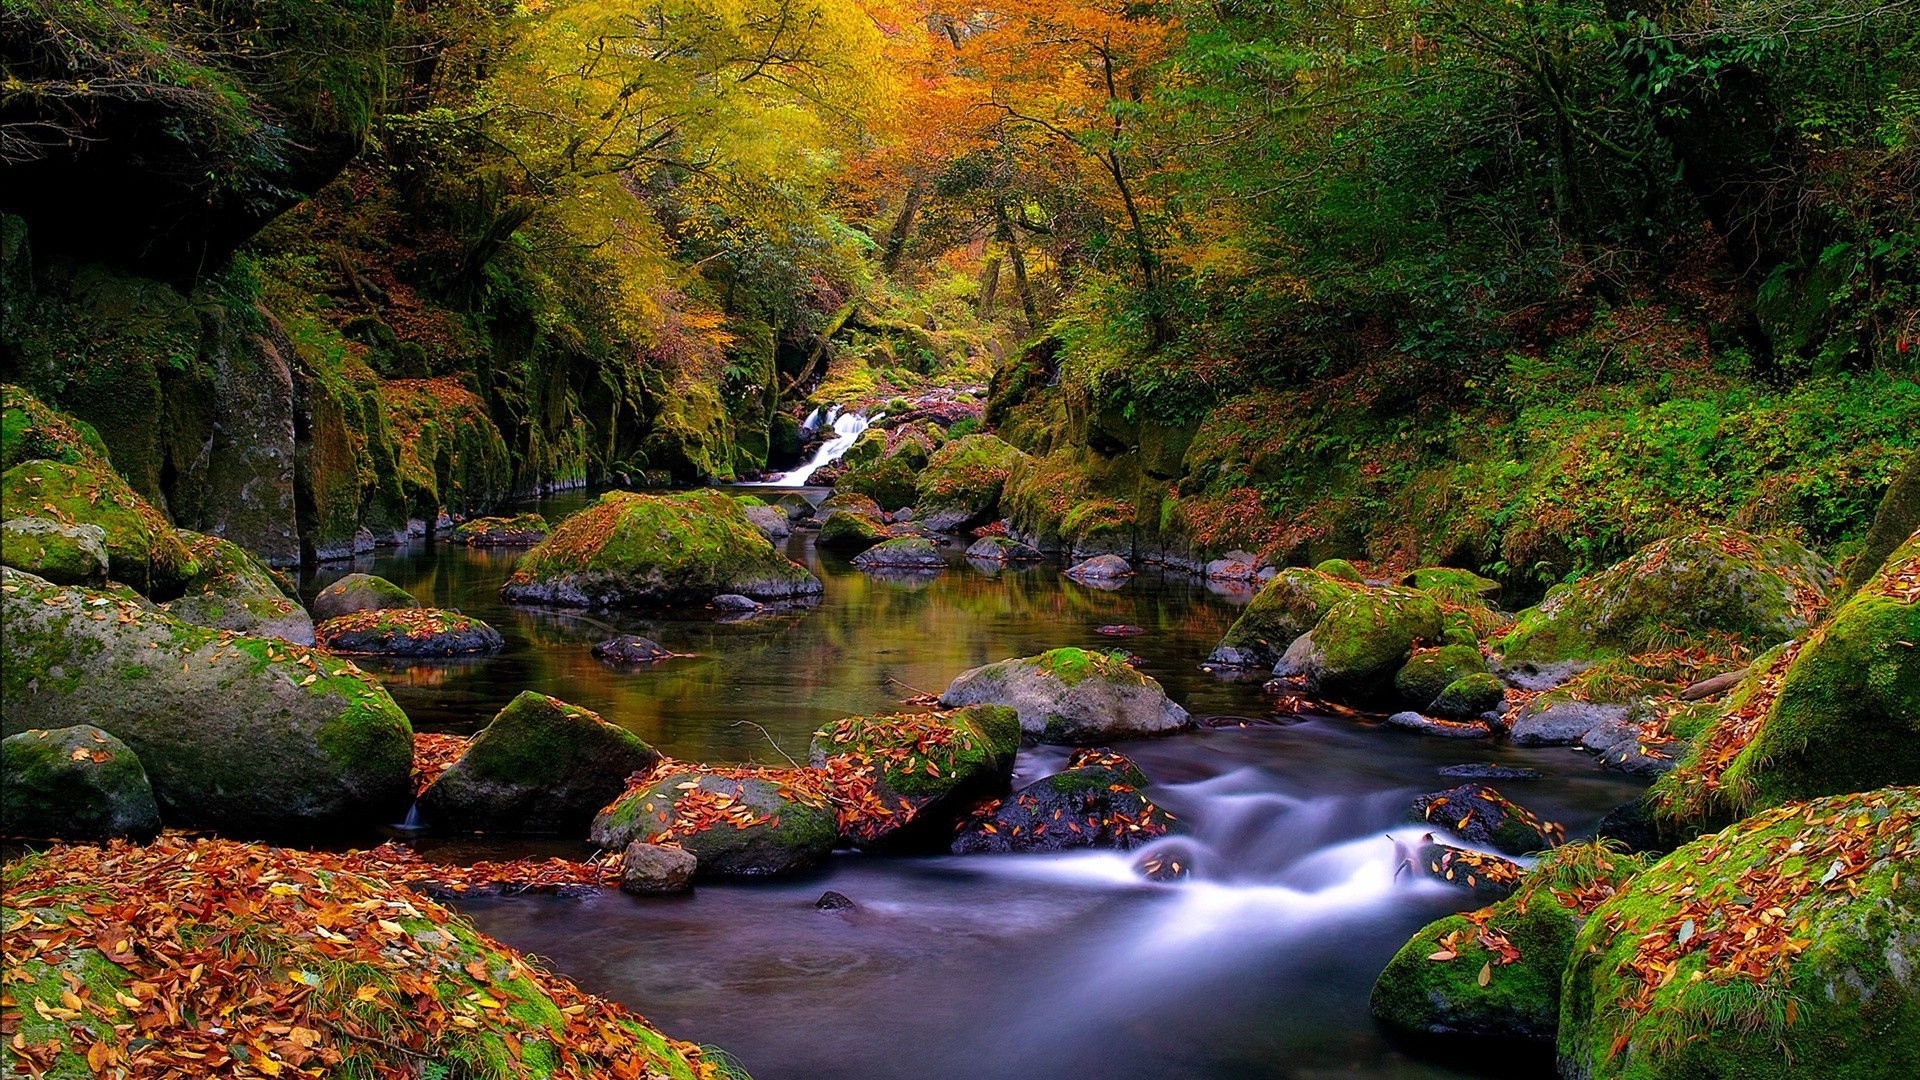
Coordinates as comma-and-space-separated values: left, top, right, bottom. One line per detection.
502, 489, 821, 608
0, 567, 413, 836
1558, 788, 1920, 1080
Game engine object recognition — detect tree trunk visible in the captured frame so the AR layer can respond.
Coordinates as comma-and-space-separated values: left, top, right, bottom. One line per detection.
881, 179, 926, 274
979, 253, 1002, 318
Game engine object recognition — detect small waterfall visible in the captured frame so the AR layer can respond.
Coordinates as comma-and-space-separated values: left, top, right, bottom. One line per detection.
397, 802, 425, 832
752, 407, 881, 486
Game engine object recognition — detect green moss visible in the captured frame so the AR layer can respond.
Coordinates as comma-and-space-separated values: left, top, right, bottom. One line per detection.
1395, 644, 1490, 707
1434, 672, 1507, 718
1306, 586, 1444, 698
1315, 558, 1364, 582
816, 509, 892, 552
0, 459, 197, 596
0, 383, 115, 472
915, 434, 1025, 523
1033, 647, 1145, 688
1212, 567, 1360, 664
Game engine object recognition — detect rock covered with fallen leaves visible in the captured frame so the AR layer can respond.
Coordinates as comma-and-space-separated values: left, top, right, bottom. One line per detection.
1558, 787, 1920, 1080
1, 567, 414, 836
420, 692, 660, 835
160, 530, 315, 645
450, 512, 549, 546
1372, 842, 1645, 1044
938, 647, 1191, 744
502, 489, 821, 608
590, 763, 839, 878
310, 572, 420, 621
950, 748, 1175, 854
1411, 784, 1565, 857
0, 836, 733, 1079
1, 460, 199, 597
807, 706, 1021, 850
1, 724, 160, 842
1206, 567, 1361, 669
315, 607, 506, 657
1653, 528, 1920, 829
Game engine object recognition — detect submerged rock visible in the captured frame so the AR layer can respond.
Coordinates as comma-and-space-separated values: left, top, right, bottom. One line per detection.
938, 647, 1191, 744
593, 635, 673, 664
619, 841, 697, 895
420, 691, 659, 834
1399, 836, 1525, 900
0, 517, 108, 585
162, 530, 314, 644
1, 724, 161, 841
591, 770, 838, 878
0, 567, 413, 836
1439, 764, 1543, 780
1064, 554, 1133, 584
312, 572, 419, 620
710, 593, 762, 613
502, 490, 821, 608
808, 705, 1020, 850
815, 889, 857, 911
853, 536, 945, 570
449, 512, 549, 546
1412, 783, 1563, 856
1206, 567, 1360, 669
316, 608, 505, 657
951, 750, 1174, 854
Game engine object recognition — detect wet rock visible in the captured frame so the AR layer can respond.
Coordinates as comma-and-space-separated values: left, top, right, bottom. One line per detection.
741, 503, 791, 540
591, 770, 838, 878
162, 530, 314, 644
1132, 840, 1199, 882
449, 513, 549, 546
1386, 711, 1493, 739
1438, 764, 1543, 780
938, 647, 1191, 744
1064, 554, 1132, 584
951, 753, 1174, 854
619, 842, 697, 895
501, 490, 821, 608
1508, 700, 1630, 746
593, 635, 673, 664
1431, 672, 1506, 719
964, 536, 1044, 563
1, 724, 161, 841
853, 536, 945, 570
1411, 784, 1562, 856
312, 572, 419, 620
1399, 836, 1524, 900
316, 608, 505, 657
420, 691, 659, 834
710, 593, 762, 612
807, 705, 1021, 851
1282, 587, 1444, 702
1204, 551, 1264, 582
1206, 567, 1359, 669
1, 517, 108, 585
815, 890, 857, 911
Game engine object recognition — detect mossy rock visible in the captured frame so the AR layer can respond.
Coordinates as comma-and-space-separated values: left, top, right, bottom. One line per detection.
1284, 586, 1444, 701
502, 490, 821, 608
837, 454, 919, 511
315, 607, 505, 657
0, 567, 413, 837
1654, 528, 1920, 828
818, 492, 884, 520
590, 770, 837, 878
1433, 672, 1507, 719
0, 460, 197, 597
1, 724, 161, 841
964, 535, 1045, 563
938, 647, 1191, 744
808, 705, 1020, 850
950, 754, 1175, 854
844, 427, 889, 467
915, 434, 1026, 532
1413, 783, 1563, 856
1558, 787, 1920, 1080
1314, 558, 1365, 583
450, 513, 549, 546
312, 572, 419, 621
853, 536, 945, 571
1, 516, 108, 585
816, 509, 894, 553
420, 691, 660, 835
162, 530, 314, 644
1372, 843, 1646, 1044
1403, 566, 1502, 599
0, 382, 115, 472
1208, 567, 1361, 668
1395, 644, 1491, 709
1497, 527, 1835, 665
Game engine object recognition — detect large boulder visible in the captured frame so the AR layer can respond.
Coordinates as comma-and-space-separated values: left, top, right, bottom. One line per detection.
740, 502, 791, 540
315, 608, 505, 657
1653, 528, 1920, 827
808, 706, 1020, 850
0, 567, 414, 836
448, 513, 548, 546
1432, 672, 1506, 719
1207, 567, 1359, 668
1, 724, 161, 841
1394, 644, 1490, 709
503, 490, 820, 607
915, 435, 1025, 532
1558, 788, 1920, 1080
0, 460, 197, 596
419, 692, 660, 834
951, 749, 1175, 853
853, 536, 945, 571
162, 530, 314, 644
311, 572, 419, 620
1412, 784, 1564, 856
938, 647, 1191, 744
1497, 527, 1834, 665
590, 768, 838, 878
0, 516, 108, 585
1280, 587, 1443, 701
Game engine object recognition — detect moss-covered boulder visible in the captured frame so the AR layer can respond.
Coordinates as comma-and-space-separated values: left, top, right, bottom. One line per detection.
450, 513, 549, 546
938, 647, 1191, 744
1281, 587, 1444, 701
312, 572, 420, 620
853, 536, 945, 571
1, 837, 727, 1079
1497, 527, 1835, 665
1433, 672, 1507, 719
0, 460, 197, 596
502, 490, 821, 608
1207, 567, 1361, 668
817, 491, 884, 520
420, 692, 660, 835
1315, 558, 1365, 583
1, 382, 115, 472
951, 749, 1175, 853
315, 608, 505, 657
816, 508, 894, 553
590, 769, 838, 878
1, 516, 108, 585
1394, 644, 1491, 709
916, 434, 1026, 532
161, 530, 314, 644
837, 453, 920, 511
1558, 788, 1920, 1080
1412, 783, 1564, 856
965, 535, 1045, 563
0, 567, 413, 836
1, 724, 161, 841
809, 706, 1021, 850
1372, 843, 1645, 1044
1653, 528, 1920, 828
1403, 567, 1502, 599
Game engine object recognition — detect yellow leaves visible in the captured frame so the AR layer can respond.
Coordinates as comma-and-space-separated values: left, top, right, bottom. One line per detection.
1477, 962, 1492, 987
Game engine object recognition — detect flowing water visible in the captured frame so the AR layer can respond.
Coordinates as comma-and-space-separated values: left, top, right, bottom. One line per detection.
307, 488, 1643, 1080
749, 407, 878, 486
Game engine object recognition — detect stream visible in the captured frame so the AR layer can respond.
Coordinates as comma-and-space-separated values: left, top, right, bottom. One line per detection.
305, 488, 1643, 1080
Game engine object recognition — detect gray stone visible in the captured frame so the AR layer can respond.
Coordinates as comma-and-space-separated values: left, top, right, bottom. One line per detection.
1385, 711, 1494, 739
0, 518, 108, 585
312, 572, 419, 620
620, 842, 697, 894
2, 724, 161, 841
938, 648, 1191, 744
1508, 701, 1629, 746
1065, 554, 1133, 584
742, 503, 791, 540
